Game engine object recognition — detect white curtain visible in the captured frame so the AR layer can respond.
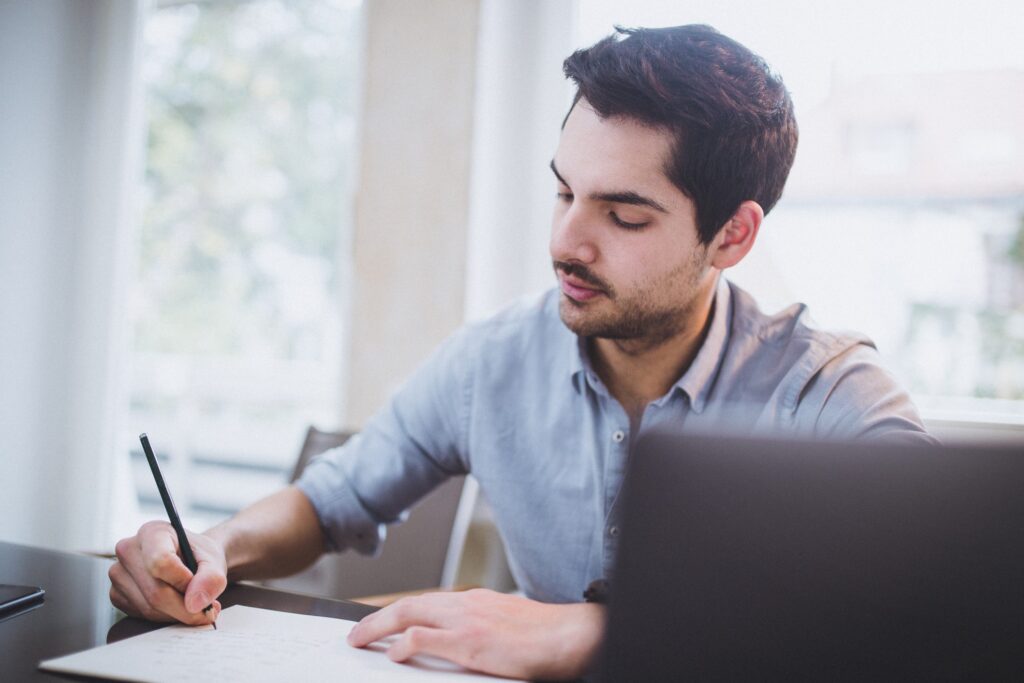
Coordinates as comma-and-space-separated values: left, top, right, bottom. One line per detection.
463, 0, 579, 321
0, 0, 146, 551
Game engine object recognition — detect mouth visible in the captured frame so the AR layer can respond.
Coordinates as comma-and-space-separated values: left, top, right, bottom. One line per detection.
558, 272, 606, 302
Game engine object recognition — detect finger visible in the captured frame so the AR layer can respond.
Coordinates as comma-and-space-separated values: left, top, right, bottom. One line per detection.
184, 553, 227, 614
137, 524, 193, 592
109, 562, 174, 622
347, 596, 450, 647
386, 626, 467, 666
109, 582, 136, 616
110, 554, 210, 626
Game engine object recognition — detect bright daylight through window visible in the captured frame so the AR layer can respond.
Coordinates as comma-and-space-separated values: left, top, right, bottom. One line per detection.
579, 0, 1024, 424
127, 0, 362, 530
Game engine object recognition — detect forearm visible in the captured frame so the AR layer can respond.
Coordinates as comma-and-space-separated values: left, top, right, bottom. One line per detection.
204, 485, 325, 581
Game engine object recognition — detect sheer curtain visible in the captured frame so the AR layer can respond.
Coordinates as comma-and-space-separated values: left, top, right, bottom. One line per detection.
0, 0, 146, 551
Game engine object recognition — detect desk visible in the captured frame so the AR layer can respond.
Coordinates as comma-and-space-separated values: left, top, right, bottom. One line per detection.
0, 541, 378, 681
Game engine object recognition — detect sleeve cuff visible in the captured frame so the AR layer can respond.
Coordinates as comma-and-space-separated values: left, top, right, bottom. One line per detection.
295, 456, 387, 556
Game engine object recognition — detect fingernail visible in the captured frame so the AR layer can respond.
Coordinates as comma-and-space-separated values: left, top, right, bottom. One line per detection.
347, 627, 360, 645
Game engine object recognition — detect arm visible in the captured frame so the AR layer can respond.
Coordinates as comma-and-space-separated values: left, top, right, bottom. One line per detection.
206, 485, 324, 581
111, 326, 474, 625
109, 485, 323, 625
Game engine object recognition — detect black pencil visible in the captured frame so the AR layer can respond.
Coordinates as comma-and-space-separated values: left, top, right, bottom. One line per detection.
139, 433, 217, 629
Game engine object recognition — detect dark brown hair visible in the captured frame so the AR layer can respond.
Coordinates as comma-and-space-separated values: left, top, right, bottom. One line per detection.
563, 25, 798, 244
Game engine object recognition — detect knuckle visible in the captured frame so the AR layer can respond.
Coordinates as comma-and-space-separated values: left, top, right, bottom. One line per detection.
139, 520, 165, 534
114, 537, 133, 561
149, 551, 178, 576
390, 598, 412, 619
405, 626, 428, 647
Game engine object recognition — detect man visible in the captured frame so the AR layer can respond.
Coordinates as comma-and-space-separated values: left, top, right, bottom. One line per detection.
109, 25, 931, 680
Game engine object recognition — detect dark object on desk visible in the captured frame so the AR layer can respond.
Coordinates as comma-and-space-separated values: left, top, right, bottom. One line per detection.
0, 584, 44, 621
595, 433, 1024, 681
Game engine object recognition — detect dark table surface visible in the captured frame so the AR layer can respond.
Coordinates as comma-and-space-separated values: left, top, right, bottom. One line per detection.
0, 540, 378, 681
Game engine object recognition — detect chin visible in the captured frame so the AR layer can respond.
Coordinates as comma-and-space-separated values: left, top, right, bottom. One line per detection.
559, 298, 620, 338
558, 298, 595, 335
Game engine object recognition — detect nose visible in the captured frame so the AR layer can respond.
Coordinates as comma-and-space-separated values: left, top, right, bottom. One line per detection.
550, 201, 598, 265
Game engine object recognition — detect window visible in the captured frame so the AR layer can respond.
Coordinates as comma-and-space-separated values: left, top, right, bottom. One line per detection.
127, 0, 362, 530
577, 0, 1024, 422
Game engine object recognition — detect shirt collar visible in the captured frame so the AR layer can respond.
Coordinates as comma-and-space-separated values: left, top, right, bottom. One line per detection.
674, 277, 731, 413
566, 278, 733, 411
567, 328, 592, 394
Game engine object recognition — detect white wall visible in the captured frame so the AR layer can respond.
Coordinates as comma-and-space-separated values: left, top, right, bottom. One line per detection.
344, 0, 481, 426
0, 0, 143, 550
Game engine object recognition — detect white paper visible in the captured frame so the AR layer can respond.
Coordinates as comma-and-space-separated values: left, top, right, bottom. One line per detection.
39, 604, 524, 682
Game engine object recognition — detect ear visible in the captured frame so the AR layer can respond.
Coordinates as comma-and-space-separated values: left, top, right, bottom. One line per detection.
709, 200, 763, 270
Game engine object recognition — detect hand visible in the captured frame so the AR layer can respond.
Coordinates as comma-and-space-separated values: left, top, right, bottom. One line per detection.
346, 588, 606, 680
109, 520, 227, 626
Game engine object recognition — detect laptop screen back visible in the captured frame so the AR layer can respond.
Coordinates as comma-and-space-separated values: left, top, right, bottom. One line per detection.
595, 433, 1024, 680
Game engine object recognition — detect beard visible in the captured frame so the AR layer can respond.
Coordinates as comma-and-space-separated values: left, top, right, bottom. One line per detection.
555, 248, 710, 348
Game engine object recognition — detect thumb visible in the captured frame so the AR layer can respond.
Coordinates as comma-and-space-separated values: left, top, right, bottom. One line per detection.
184, 556, 227, 614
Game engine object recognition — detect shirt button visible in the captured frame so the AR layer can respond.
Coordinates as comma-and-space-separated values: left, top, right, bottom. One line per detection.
608, 525, 620, 537
612, 430, 625, 443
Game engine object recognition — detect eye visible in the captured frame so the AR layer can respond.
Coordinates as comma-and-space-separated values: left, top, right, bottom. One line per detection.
610, 211, 649, 230
556, 191, 574, 202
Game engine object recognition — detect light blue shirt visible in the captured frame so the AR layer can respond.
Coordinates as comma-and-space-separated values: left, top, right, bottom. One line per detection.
297, 279, 931, 603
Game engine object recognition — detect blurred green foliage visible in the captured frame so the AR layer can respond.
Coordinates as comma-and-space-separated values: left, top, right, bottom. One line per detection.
136, 0, 359, 358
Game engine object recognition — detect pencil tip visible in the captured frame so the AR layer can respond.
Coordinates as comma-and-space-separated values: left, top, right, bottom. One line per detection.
212, 621, 217, 630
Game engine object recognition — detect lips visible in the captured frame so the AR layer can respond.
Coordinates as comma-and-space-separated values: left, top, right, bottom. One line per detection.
559, 273, 605, 302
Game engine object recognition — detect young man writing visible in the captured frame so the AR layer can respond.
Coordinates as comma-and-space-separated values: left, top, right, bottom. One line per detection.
109, 25, 931, 680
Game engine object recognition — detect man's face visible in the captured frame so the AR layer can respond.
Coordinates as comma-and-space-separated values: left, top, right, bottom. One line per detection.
550, 100, 716, 346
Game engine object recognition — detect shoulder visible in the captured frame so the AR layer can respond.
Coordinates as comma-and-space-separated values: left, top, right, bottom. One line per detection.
450, 288, 568, 357
723, 281, 931, 439
427, 288, 571, 382
726, 280, 873, 405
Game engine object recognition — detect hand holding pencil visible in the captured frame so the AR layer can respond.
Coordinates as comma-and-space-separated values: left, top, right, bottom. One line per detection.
107, 435, 226, 627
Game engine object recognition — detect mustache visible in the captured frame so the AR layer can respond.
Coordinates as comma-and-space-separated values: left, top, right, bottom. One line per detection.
553, 261, 613, 295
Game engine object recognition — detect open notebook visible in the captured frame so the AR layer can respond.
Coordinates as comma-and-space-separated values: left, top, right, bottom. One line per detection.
40, 604, 523, 682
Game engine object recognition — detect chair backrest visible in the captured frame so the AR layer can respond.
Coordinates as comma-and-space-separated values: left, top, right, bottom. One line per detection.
271, 425, 473, 600
289, 426, 354, 483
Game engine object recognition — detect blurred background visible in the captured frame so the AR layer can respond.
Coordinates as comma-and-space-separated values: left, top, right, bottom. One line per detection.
1, 0, 1022, 596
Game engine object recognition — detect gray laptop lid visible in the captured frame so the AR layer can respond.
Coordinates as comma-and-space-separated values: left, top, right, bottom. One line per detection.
595, 433, 1024, 681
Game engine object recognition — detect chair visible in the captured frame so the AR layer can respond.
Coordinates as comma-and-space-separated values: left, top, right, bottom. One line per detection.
264, 426, 476, 603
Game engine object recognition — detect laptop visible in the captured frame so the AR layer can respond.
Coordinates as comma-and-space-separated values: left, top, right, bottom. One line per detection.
594, 432, 1024, 680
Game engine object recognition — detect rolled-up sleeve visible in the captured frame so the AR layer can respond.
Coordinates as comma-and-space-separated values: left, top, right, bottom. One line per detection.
295, 327, 473, 554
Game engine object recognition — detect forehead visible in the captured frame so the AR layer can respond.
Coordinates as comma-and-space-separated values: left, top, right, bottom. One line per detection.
554, 100, 678, 196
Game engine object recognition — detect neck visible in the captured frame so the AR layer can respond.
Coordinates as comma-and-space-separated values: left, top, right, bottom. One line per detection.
590, 280, 718, 425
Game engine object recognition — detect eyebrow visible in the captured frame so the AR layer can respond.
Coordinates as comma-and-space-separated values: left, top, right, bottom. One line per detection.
549, 160, 669, 214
